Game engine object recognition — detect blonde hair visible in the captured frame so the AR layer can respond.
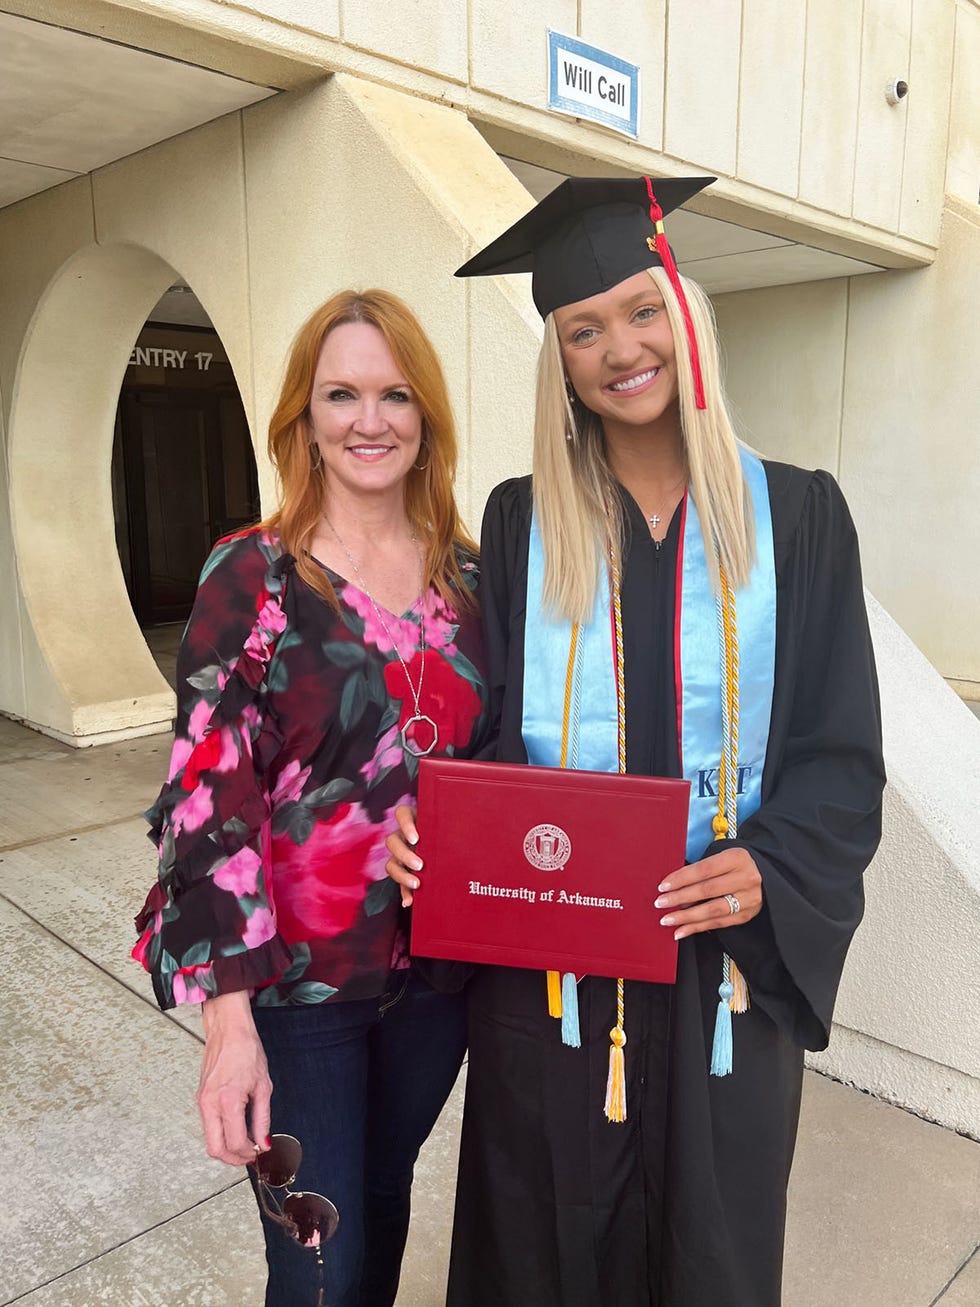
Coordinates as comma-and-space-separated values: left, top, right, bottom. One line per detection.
532, 267, 754, 623
262, 289, 476, 610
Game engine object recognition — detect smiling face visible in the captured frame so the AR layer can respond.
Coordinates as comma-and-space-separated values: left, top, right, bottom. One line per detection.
308, 321, 423, 503
554, 270, 680, 440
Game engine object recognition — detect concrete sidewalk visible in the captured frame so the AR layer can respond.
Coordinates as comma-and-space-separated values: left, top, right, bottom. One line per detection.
0, 715, 977, 1306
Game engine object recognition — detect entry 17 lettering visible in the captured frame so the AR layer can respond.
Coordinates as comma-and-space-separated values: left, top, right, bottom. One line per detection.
128, 346, 214, 371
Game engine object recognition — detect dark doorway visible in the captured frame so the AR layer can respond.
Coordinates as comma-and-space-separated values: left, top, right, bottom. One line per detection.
112, 317, 259, 631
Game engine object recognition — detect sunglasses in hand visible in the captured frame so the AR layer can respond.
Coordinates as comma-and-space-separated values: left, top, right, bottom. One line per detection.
251, 1133, 340, 1304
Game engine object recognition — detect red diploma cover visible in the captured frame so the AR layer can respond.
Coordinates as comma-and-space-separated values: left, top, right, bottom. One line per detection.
410, 758, 691, 984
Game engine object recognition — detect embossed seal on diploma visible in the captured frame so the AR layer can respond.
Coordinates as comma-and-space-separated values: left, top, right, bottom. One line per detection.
523, 824, 572, 871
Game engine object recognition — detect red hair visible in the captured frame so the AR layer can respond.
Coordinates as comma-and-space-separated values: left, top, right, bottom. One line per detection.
262, 289, 475, 610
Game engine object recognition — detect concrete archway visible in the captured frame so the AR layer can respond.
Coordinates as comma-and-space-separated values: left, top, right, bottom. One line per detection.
8, 241, 248, 744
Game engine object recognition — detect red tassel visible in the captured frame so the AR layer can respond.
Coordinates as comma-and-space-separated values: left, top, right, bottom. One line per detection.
644, 177, 706, 410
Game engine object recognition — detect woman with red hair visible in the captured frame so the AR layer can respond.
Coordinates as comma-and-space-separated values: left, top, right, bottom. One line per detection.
133, 289, 489, 1307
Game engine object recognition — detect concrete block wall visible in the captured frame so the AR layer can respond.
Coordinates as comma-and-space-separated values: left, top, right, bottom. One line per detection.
808, 597, 980, 1141
0, 78, 541, 741
948, 0, 980, 202
235, 0, 954, 249
713, 196, 980, 690
18, 0, 959, 266
0, 103, 264, 741
240, 75, 540, 523
0, 2, 976, 1135
710, 0, 979, 693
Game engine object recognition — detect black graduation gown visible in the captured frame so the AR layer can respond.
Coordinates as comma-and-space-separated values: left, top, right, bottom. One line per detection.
446, 462, 885, 1307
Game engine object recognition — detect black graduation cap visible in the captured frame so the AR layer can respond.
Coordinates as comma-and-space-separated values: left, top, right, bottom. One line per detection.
455, 175, 716, 319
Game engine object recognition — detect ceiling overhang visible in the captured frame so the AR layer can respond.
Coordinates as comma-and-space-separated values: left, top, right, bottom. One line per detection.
0, 12, 884, 295
0, 11, 277, 209
503, 159, 883, 297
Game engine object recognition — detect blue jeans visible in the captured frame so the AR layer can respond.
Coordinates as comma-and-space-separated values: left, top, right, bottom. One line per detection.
250, 968, 466, 1307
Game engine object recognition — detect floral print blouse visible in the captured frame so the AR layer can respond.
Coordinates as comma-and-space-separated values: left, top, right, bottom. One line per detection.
132, 527, 489, 1009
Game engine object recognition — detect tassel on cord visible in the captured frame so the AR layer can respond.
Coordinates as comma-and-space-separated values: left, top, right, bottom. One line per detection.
604, 1026, 627, 1122
644, 177, 706, 411
560, 972, 581, 1047
604, 552, 629, 1122
604, 977, 627, 1122
547, 969, 563, 1018
729, 958, 750, 1014
710, 973, 735, 1077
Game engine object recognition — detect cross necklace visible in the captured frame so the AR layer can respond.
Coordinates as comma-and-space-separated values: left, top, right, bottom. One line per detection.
645, 475, 688, 533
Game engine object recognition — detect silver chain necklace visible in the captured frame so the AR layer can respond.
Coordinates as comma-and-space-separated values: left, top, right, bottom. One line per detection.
645, 475, 688, 531
323, 516, 438, 758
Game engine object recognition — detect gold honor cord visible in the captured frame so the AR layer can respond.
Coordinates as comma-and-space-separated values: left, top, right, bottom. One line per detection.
605, 543, 628, 1123
716, 563, 749, 1014
545, 546, 629, 1120
547, 545, 750, 1102
709, 563, 749, 1078
725, 572, 739, 827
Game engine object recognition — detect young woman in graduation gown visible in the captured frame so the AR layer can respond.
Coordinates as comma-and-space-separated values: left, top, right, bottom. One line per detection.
387, 176, 886, 1307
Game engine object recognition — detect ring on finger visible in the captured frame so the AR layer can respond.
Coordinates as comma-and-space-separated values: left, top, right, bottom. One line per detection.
723, 893, 740, 916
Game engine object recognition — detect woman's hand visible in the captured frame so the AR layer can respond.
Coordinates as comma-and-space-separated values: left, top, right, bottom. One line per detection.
385, 804, 423, 907
198, 990, 272, 1166
654, 846, 763, 941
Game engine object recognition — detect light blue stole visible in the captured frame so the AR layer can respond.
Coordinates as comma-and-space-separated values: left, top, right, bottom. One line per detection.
522, 448, 776, 860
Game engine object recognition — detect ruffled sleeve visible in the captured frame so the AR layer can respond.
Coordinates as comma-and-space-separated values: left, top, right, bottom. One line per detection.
132, 529, 294, 1010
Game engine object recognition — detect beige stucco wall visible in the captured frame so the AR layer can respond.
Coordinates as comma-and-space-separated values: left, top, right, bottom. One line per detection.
713, 198, 980, 688
0, 76, 543, 741
698, 0, 980, 1128
808, 597, 980, 1140
712, 0, 980, 691
948, 0, 980, 205
0, 4, 977, 1130
240, 76, 540, 524
12, 0, 954, 266
8, 238, 178, 740
0, 104, 266, 741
